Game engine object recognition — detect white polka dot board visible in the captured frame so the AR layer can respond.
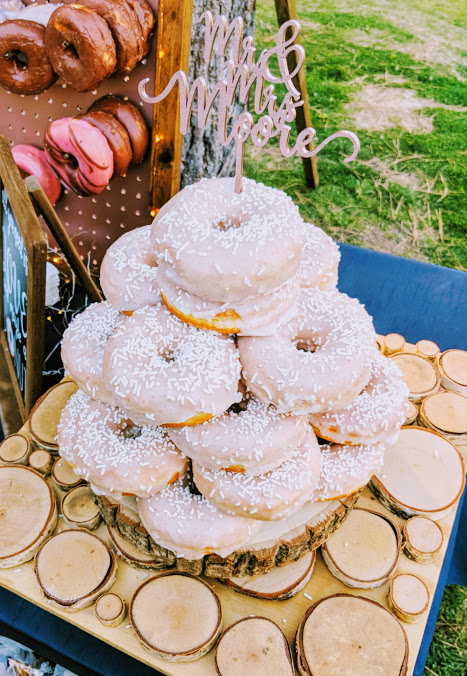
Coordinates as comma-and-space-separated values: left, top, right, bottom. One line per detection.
0, 335, 464, 675
0, 0, 159, 267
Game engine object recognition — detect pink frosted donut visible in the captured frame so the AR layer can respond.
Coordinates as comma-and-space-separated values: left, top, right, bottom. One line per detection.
313, 442, 385, 501
300, 223, 340, 290
61, 301, 122, 405
167, 397, 309, 476
102, 305, 242, 427
12, 144, 61, 206
100, 225, 160, 313
44, 117, 113, 196
138, 476, 261, 559
309, 352, 408, 446
192, 431, 322, 521
158, 263, 299, 335
151, 177, 305, 302
58, 389, 188, 498
238, 288, 376, 414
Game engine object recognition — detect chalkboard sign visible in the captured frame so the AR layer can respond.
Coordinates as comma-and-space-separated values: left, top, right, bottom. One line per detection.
0, 135, 46, 431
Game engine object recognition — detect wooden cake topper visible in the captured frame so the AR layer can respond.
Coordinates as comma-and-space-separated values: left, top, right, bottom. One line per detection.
139, 11, 360, 193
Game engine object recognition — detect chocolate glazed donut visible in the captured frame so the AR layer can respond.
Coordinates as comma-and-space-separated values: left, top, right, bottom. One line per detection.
0, 20, 57, 95
45, 4, 116, 92
88, 95, 149, 164
124, 0, 156, 57
76, 111, 133, 177
66, 0, 144, 75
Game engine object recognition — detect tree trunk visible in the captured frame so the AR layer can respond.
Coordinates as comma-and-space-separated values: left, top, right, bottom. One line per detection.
181, 0, 255, 187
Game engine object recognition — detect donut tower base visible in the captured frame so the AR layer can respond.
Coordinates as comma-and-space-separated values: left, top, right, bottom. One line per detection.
0, 336, 465, 676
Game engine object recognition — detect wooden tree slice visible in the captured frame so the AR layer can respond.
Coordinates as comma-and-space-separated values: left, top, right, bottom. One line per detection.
28, 450, 53, 476
391, 353, 440, 402
416, 339, 440, 361
420, 391, 467, 447
130, 571, 222, 662
405, 400, 418, 426
61, 485, 101, 530
0, 434, 30, 465
370, 427, 465, 520
34, 528, 117, 611
95, 592, 126, 627
29, 380, 78, 452
94, 490, 360, 578
321, 508, 401, 588
295, 594, 408, 676
388, 574, 430, 623
224, 550, 316, 600
403, 516, 443, 563
383, 333, 406, 356
216, 617, 293, 676
0, 465, 57, 568
51, 457, 83, 492
437, 349, 467, 395
107, 524, 164, 570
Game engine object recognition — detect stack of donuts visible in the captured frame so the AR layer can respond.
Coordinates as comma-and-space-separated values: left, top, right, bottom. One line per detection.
12, 94, 149, 203
0, 0, 155, 95
58, 176, 409, 570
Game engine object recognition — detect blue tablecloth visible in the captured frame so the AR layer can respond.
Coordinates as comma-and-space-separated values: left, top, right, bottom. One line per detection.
1, 244, 466, 676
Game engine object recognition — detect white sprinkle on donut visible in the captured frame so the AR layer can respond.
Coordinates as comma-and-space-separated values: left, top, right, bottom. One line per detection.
100, 225, 160, 312
151, 177, 305, 302
58, 390, 188, 498
61, 301, 122, 404
102, 304, 242, 426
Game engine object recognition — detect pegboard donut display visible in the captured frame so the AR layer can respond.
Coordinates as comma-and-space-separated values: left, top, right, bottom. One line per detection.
0, 0, 158, 266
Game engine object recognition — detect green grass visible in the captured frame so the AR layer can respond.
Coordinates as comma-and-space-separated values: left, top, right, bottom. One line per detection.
245, 0, 467, 269
425, 585, 467, 676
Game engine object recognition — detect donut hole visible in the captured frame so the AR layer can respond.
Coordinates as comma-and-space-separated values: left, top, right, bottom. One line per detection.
122, 424, 143, 440
5, 50, 28, 69
62, 41, 79, 60
212, 212, 244, 231
295, 339, 317, 353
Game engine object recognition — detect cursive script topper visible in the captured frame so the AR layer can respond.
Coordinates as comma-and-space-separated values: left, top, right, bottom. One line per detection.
139, 11, 360, 193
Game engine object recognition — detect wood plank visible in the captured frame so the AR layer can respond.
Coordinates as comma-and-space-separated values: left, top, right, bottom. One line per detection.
149, 0, 194, 215
25, 177, 103, 304
274, 0, 319, 189
0, 338, 465, 675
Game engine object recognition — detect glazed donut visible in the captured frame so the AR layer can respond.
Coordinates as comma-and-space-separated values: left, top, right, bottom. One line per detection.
100, 225, 160, 313
61, 301, 122, 404
151, 177, 305, 302
124, 0, 155, 57
158, 263, 300, 335
309, 352, 409, 446
238, 288, 377, 414
102, 305, 242, 427
44, 117, 114, 196
58, 389, 188, 499
167, 397, 309, 476
0, 1, 23, 22
18, 2, 59, 26
192, 431, 322, 521
76, 111, 133, 177
45, 4, 116, 92
138, 476, 261, 559
300, 224, 340, 290
69, 0, 143, 75
12, 144, 61, 205
88, 95, 148, 164
0, 19, 56, 94
313, 442, 385, 501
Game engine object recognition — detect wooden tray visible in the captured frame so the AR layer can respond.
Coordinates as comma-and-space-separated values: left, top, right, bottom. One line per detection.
0, 339, 465, 676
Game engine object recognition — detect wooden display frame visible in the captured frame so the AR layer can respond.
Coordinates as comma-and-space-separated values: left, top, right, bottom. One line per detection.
0, 336, 465, 675
0, 135, 46, 429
